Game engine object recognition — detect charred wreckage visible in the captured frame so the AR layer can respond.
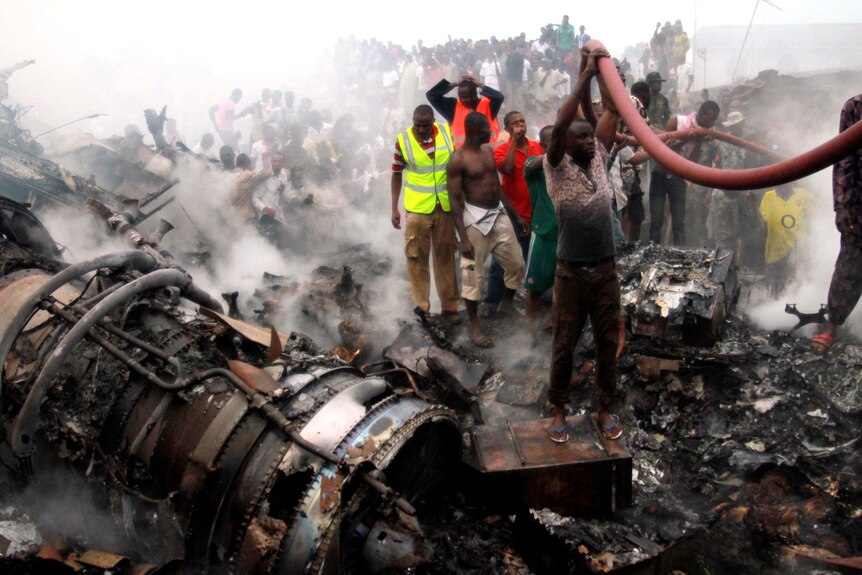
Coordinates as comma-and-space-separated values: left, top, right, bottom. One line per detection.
0, 82, 860, 574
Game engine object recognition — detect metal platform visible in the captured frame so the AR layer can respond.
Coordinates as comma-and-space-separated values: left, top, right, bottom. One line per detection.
466, 414, 632, 515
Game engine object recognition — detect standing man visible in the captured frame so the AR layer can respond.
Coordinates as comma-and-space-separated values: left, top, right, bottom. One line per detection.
209, 89, 249, 149
554, 16, 576, 57
648, 100, 720, 245
815, 93, 862, 353
448, 112, 527, 348
391, 105, 461, 324
485, 111, 543, 314
758, 182, 812, 293
426, 75, 504, 148
523, 125, 557, 326
709, 111, 747, 249
645, 72, 671, 130
575, 25, 591, 51
545, 48, 623, 444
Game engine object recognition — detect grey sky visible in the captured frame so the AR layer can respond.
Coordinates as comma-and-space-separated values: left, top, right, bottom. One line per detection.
2, 0, 860, 136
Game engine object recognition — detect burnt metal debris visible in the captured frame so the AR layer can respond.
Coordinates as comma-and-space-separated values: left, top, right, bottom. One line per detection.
0, 124, 860, 573
0, 194, 463, 573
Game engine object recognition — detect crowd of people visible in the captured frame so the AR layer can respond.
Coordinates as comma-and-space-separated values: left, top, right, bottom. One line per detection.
177, 17, 831, 442
7, 16, 846, 444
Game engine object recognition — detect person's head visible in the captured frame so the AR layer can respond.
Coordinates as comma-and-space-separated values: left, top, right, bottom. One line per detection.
235, 153, 251, 170
457, 81, 480, 110
722, 111, 745, 135
219, 145, 236, 169
230, 88, 243, 103
200, 133, 215, 150
696, 100, 720, 129
464, 111, 492, 144
631, 81, 651, 108
562, 15, 569, 25
261, 88, 271, 102
412, 105, 435, 141
646, 72, 665, 95
271, 151, 285, 172
579, 25, 586, 34
284, 91, 295, 108
503, 111, 526, 140
566, 118, 595, 162
538, 125, 554, 152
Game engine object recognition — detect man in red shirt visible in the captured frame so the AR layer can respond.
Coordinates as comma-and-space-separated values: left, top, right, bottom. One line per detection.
484, 111, 542, 314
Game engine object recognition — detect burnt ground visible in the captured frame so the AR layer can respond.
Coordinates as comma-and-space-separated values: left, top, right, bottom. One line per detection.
388, 297, 862, 575
1, 270, 860, 574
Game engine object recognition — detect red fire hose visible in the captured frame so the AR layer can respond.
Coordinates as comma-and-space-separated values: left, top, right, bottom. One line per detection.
584, 39, 862, 190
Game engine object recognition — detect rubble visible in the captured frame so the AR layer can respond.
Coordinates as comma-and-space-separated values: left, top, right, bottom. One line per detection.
0, 117, 859, 574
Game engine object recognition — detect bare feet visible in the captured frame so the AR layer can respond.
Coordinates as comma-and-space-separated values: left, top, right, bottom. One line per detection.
469, 326, 494, 348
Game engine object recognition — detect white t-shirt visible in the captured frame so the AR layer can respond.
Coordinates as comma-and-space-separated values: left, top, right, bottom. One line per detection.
479, 59, 500, 91
675, 62, 693, 92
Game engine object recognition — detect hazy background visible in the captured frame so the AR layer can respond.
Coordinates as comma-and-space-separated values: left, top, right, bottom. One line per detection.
3, 0, 862, 139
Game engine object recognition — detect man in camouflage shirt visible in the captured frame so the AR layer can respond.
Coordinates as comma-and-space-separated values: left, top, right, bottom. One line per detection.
708, 111, 747, 249
645, 72, 671, 130
814, 93, 862, 353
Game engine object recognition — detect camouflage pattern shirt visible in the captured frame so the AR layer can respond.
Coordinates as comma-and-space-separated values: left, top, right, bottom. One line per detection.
833, 93, 862, 234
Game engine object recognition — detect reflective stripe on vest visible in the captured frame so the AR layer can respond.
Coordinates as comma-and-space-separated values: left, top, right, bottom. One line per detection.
398, 123, 453, 214
450, 98, 499, 148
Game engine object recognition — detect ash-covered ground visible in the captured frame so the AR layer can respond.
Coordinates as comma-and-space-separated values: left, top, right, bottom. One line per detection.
0, 238, 860, 574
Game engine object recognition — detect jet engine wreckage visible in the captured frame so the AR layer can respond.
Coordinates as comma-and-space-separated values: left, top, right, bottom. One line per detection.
0, 201, 465, 573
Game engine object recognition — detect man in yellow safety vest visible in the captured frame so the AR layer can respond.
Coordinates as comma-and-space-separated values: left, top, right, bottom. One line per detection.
390, 105, 461, 324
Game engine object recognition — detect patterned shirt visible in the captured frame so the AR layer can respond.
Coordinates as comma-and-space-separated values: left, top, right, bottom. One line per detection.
544, 143, 616, 262
833, 94, 862, 233
716, 139, 747, 171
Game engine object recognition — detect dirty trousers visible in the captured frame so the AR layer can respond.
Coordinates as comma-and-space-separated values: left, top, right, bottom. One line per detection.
549, 259, 620, 409
649, 171, 687, 245
404, 207, 460, 314
460, 214, 525, 302
827, 232, 862, 325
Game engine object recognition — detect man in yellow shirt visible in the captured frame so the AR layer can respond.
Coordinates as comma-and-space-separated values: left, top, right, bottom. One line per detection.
758, 183, 812, 292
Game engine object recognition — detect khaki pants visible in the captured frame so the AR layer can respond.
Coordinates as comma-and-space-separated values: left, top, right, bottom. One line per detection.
460, 214, 525, 302
404, 207, 460, 314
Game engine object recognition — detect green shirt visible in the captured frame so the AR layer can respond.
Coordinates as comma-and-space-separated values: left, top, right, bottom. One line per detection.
525, 155, 558, 240
556, 24, 575, 51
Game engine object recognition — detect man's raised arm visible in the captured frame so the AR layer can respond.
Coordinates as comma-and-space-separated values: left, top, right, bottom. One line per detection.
547, 48, 607, 167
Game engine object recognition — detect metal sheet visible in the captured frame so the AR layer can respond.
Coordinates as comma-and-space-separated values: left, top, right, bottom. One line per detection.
299, 377, 387, 453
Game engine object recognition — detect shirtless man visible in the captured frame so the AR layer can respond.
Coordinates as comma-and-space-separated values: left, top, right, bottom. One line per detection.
448, 112, 527, 347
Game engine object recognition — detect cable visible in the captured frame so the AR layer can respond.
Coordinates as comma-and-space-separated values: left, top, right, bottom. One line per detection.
732, 0, 761, 81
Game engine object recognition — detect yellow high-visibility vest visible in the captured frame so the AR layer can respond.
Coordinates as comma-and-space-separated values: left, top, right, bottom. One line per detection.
397, 122, 453, 214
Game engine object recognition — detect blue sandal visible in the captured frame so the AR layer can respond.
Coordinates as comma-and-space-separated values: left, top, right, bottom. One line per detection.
600, 415, 623, 440
548, 423, 569, 443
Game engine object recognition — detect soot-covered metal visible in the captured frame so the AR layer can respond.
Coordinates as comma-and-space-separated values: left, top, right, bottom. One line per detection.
0, 198, 462, 574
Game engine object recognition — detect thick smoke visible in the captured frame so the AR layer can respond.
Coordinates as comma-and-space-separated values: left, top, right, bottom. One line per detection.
735, 72, 862, 338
